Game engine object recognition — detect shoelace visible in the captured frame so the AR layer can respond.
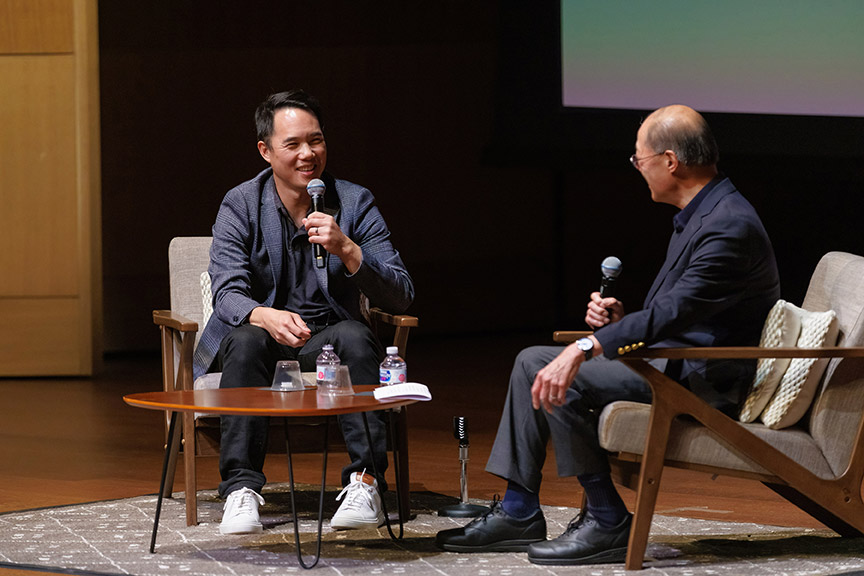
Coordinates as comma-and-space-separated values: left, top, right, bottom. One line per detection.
467, 494, 502, 527
225, 489, 263, 515
335, 472, 375, 511
563, 510, 589, 534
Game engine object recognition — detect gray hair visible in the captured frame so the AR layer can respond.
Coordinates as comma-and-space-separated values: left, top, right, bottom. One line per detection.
645, 109, 719, 167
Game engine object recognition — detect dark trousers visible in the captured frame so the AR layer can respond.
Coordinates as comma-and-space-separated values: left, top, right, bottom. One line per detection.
216, 320, 387, 497
485, 346, 653, 492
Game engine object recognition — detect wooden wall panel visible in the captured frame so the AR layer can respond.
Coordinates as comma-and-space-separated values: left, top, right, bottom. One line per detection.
74, 0, 102, 375
0, 298, 81, 375
0, 0, 100, 376
0, 0, 74, 54
0, 56, 79, 296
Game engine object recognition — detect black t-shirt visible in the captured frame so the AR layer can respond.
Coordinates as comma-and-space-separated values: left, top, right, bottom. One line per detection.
272, 199, 336, 325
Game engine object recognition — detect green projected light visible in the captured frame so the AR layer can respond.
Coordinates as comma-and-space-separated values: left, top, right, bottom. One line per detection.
561, 1, 864, 116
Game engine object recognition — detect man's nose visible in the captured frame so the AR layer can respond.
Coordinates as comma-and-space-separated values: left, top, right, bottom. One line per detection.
298, 143, 315, 157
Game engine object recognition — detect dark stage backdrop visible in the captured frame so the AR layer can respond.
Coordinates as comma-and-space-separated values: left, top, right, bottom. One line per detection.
99, 1, 864, 353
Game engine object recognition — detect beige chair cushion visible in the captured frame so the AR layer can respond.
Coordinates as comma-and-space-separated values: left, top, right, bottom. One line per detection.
739, 299, 802, 423
761, 309, 838, 429
599, 400, 835, 479
599, 253, 864, 487
798, 252, 864, 474
168, 237, 212, 349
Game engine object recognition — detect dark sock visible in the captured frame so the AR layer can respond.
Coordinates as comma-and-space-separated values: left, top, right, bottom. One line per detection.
578, 472, 629, 528
501, 481, 540, 519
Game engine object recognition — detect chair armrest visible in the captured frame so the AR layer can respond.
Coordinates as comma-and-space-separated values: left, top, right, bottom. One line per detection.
369, 307, 419, 328
628, 346, 864, 360
553, 331, 593, 343
369, 307, 418, 359
153, 310, 199, 333
153, 310, 198, 394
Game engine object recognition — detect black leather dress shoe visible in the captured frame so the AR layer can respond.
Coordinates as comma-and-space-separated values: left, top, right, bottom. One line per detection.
527, 510, 631, 565
436, 498, 546, 552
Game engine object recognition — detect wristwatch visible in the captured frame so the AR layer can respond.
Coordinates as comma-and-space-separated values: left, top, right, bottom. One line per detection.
576, 337, 594, 361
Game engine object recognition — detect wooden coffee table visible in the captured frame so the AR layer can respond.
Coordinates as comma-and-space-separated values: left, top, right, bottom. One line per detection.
124, 385, 417, 568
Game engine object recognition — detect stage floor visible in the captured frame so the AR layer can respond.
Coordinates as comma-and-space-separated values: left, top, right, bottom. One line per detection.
0, 332, 827, 576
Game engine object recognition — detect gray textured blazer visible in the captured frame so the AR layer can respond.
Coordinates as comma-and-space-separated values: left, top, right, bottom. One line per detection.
193, 169, 414, 380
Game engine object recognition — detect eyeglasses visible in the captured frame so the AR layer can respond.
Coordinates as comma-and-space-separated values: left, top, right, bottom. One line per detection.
629, 152, 665, 169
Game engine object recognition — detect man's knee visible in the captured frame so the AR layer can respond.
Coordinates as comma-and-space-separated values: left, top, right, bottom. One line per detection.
514, 345, 557, 377
220, 324, 271, 362
328, 320, 375, 346
327, 321, 378, 360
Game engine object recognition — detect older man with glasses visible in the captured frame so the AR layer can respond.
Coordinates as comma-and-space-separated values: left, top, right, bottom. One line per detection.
436, 104, 780, 565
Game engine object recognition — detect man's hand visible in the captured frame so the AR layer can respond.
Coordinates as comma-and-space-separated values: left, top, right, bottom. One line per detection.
303, 213, 363, 273
585, 291, 624, 329
531, 344, 585, 413
249, 307, 312, 347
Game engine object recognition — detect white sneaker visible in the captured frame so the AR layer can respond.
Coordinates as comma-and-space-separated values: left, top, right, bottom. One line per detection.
220, 487, 265, 535
330, 470, 384, 530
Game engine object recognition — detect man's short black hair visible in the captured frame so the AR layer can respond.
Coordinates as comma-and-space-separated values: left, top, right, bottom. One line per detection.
255, 90, 323, 145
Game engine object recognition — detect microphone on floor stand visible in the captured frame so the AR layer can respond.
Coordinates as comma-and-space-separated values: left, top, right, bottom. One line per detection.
438, 416, 490, 517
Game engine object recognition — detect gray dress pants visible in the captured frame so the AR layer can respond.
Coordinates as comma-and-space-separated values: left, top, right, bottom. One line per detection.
485, 346, 653, 492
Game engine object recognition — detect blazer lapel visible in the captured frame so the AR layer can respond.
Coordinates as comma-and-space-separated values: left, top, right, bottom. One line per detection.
260, 178, 284, 296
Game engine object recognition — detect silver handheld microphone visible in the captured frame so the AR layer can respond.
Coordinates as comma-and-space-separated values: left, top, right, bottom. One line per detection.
599, 256, 623, 298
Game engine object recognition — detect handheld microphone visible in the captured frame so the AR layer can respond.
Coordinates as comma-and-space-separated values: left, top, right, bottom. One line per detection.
599, 256, 623, 298
306, 179, 326, 269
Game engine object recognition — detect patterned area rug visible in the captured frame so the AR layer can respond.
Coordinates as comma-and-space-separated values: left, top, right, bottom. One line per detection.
1, 485, 863, 576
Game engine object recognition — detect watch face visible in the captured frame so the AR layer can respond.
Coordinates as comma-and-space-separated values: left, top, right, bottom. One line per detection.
578, 338, 593, 351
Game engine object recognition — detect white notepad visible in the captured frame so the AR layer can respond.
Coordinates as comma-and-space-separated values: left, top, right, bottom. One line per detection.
373, 382, 432, 401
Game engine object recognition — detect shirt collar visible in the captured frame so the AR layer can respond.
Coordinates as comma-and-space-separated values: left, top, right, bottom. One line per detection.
672, 173, 723, 233
271, 184, 308, 234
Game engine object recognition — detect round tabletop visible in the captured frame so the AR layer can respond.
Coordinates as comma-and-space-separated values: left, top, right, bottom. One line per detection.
123, 385, 415, 417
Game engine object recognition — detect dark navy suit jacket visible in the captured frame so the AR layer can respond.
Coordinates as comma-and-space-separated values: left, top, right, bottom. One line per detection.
594, 176, 780, 409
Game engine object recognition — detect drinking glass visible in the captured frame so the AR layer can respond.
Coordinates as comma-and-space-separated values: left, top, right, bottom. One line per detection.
318, 365, 355, 396
271, 360, 305, 391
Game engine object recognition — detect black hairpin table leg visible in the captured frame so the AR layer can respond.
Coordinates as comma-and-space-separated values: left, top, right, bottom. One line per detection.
150, 411, 178, 553
285, 416, 329, 569
362, 410, 404, 540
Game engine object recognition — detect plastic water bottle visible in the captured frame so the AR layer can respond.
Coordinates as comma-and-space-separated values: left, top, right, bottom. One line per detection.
316, 344, 340, 388
379, 346, 407, 386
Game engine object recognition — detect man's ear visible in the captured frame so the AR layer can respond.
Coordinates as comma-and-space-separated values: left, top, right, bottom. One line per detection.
664, 150, 679, 173
257, 140, 271, 163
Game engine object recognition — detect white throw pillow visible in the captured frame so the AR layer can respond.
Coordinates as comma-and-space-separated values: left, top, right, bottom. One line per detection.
760, 308, 838, 429
739, 300, 802, 423
200, 271, 213, 328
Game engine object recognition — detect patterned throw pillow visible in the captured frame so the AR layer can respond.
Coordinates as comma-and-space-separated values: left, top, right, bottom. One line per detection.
760, 308, 838, 429
739, 300, 802, 423
200, 271, 212, 328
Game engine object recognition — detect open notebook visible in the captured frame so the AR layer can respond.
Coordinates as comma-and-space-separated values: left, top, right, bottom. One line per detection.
373, 382, 432, 401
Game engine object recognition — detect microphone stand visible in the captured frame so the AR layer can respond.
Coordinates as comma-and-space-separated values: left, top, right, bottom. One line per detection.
438, 416, 489, 517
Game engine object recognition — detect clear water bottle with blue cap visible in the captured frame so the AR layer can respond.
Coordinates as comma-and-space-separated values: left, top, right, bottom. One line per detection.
379, 346, 407, 386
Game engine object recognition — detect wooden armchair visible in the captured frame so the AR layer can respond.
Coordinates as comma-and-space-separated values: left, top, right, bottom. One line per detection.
155, 237, 419, 526
555, 251, 864, 569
